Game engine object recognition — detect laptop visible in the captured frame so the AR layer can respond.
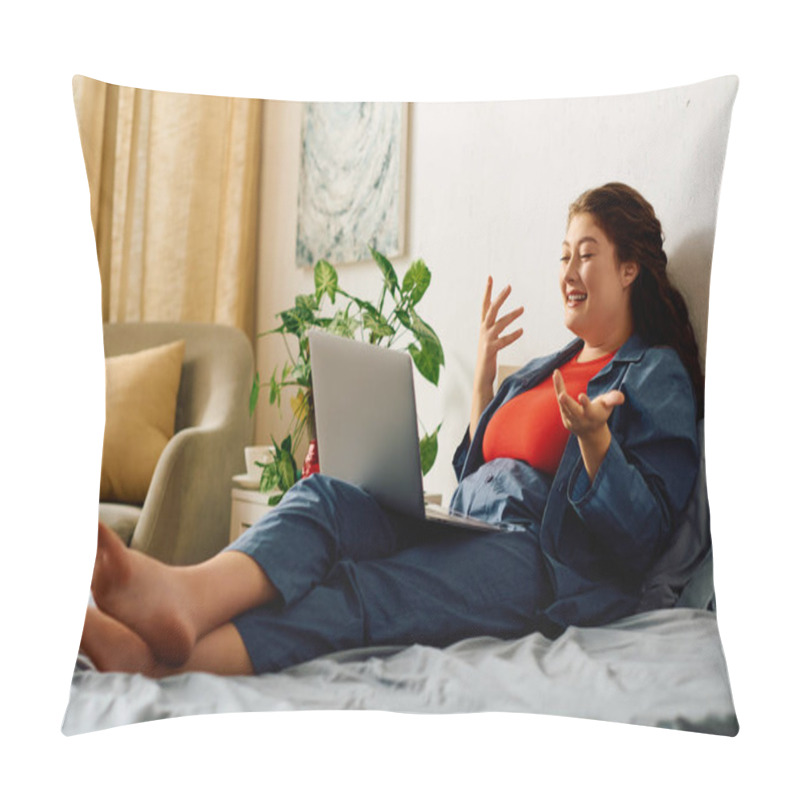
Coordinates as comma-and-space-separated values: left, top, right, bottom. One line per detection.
308, 329, 502, 532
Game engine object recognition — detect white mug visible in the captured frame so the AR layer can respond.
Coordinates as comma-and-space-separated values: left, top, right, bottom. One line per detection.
244, 445, 276, 480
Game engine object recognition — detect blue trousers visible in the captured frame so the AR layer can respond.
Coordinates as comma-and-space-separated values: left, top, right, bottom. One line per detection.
226, 474, 552, 674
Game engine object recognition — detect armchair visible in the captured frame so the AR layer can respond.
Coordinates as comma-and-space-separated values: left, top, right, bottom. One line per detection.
100, 322, 254, 565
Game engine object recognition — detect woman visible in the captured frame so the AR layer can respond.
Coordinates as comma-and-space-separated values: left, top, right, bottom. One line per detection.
82, 183, 702, 677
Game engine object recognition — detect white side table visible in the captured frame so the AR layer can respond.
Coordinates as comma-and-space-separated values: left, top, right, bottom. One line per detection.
229, 486, 281, 543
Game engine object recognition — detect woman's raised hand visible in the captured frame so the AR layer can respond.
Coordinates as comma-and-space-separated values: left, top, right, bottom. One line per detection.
469, 277, 524, 439
475, 277, 525, 390
552, 369, 624, 436
552, 368, 624, 481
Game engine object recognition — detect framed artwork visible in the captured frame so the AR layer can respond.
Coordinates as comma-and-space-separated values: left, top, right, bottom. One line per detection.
295, 102, 407, 267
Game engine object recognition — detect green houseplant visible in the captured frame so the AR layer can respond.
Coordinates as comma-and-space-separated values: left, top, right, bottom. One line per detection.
250, 247, 445, 504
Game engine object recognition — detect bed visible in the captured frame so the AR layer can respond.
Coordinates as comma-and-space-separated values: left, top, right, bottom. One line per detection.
63, 605, 736, 736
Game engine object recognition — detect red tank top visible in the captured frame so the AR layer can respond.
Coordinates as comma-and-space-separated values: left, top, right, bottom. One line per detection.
482, 350, 616, 475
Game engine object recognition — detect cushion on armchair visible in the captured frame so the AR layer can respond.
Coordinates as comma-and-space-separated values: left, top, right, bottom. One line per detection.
100, 339, 185, 504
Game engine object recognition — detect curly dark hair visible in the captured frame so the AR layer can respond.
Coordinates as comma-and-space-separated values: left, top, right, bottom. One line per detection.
568, 182, 704, 418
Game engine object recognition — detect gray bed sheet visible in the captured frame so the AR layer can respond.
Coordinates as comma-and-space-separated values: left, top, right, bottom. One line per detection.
62, 607, 737, 736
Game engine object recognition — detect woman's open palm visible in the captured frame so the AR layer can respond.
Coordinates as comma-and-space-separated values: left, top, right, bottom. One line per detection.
552, 368, 624, 438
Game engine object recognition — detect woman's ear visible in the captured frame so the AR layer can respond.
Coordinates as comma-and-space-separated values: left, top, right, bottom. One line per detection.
620, 261, 639, 289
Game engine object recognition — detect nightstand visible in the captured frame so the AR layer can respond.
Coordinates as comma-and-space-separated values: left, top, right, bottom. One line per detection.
229, 486, 281, 543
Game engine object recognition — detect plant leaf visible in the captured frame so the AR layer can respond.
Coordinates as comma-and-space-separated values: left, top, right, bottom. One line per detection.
399, 307, 444, 385
290, 360, 311, 387
348, 296, 380, 316
314, 259, 339, 304
295, 293, 319, 317
249, 372, 260, 416
328, 309, 359, 338
419, 422, 442, 476
408, 340, 442, 385
269, 367, 281, 406
363, 308, 395, 339
370, 247, 398, 295
401, 259, 431, 305
279, 308, 307, 336
407, 308, 442, 350
259, 460, 280, 493
290, 389, 310, 427
271, 435, 300, 492
408, 311, 444, 371
276, 453, 296, 491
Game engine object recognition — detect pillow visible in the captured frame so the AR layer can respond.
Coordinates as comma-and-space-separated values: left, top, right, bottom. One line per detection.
100, 339, 186, 504
638, 420, 711, 612
70, 76, 738, 738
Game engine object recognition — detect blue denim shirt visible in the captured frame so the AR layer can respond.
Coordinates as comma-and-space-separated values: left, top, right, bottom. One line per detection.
451, 334, 699, 633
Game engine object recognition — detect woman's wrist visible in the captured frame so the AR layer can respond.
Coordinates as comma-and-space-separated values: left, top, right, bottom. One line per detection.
577, 424, 612, 482
473, 362, 495, 393
469, 379, 495, 439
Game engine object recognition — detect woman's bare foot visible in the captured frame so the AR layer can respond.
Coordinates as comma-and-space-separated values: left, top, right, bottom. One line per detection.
91, 522, 195, 666
81, 606, 254, 678
80, 605, 165, 676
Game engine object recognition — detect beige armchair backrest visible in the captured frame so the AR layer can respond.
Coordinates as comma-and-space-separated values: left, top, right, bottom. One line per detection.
101, 322, 254, 565
496, 364, 518, 390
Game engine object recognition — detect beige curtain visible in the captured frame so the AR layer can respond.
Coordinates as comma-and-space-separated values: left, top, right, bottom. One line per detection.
73, 75, 262, 333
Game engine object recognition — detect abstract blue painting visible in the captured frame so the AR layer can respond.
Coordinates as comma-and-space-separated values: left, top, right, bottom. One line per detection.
296, 102, 406, 267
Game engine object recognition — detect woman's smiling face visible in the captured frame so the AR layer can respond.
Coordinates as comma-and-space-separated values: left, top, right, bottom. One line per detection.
560, 212, 638, 353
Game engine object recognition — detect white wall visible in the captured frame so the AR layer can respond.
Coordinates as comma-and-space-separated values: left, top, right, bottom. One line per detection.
253, 78, 735, 503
